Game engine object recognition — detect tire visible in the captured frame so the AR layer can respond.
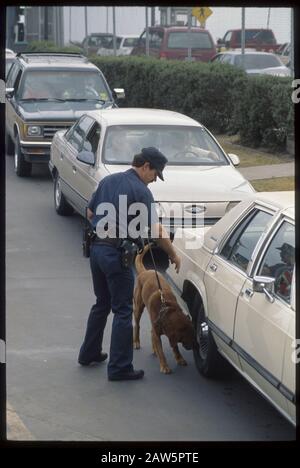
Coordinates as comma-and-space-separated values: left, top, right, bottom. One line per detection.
5, 132, 14, 156
192, 296, 227, 378
14, 137, 32, 177
54, 174, 73, 216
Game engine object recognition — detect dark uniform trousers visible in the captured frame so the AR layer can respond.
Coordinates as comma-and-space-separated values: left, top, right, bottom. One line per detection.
78, 243, 135, 377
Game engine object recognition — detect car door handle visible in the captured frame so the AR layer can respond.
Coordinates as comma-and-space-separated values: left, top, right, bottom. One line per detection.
60, 153, 64, 160
244, 288, 254, 298
72, 165, 77, 174
209, 263, 218, 272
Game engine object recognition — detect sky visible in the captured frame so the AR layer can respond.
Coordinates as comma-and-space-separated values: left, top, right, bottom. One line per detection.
64, 6, 292, 46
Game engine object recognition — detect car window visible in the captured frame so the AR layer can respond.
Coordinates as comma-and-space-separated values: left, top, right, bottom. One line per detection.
67, 116, 94, 152
221, 54, 232, 64
220, 209, 273, 273
103, 125, 229, 165
6, 63, 20, 88
18, 70, 110, 102
223, 31, 232, 43
235, 53, 281, 70
123, 38, 138, 47
149, 31, 163, 48
258, 221, 295, 304
83, 122, 101, 154
253, 30, 275, 44
167, 31, 213, 49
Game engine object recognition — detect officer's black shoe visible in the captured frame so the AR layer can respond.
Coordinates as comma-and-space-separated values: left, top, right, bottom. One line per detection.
108, 369, 144, 381
78, 352, 108, 366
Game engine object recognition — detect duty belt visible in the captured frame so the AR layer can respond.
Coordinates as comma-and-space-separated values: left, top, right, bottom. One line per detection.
92, 236, 121, 248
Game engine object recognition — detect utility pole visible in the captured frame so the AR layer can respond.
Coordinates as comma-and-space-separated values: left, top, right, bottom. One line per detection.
84, 7, 88, 38
291, 8, 294, 77
151, 6, 155, 26
69, 6, 72, 43
267, 8, 271, 29
44, 7, 48, 41
145, 7, 149, 56
187, 7, 192, 61
112, 7, 116, 56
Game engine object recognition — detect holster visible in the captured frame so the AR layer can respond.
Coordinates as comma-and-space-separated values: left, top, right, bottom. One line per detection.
82, 226, 95, 258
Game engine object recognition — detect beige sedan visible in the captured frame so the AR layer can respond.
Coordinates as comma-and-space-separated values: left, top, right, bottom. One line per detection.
168, 191, 295, 425
49, 108, 254, 232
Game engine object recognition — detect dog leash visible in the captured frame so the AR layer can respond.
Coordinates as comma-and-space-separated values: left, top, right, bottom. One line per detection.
147, 241, 169, 326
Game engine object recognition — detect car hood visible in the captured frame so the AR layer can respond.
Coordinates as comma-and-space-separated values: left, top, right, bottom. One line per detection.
247, 66, 290, 76
103, 163, 254, 202
18, 100, 113, 121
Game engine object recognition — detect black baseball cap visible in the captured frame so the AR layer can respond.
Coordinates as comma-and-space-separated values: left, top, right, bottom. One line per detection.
140, 147, 168, 181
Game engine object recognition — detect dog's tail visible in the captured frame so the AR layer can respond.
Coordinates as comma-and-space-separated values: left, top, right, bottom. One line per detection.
135, 244, 151, 275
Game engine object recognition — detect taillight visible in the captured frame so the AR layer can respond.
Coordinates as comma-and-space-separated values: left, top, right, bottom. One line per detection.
159, 52, 167, 59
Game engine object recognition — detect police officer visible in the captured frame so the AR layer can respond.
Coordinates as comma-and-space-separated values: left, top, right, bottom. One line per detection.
78, 147, 181, 381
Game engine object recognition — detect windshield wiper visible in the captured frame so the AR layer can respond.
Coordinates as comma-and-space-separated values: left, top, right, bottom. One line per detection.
19, 97, 66, 102
63, 98, 107, 104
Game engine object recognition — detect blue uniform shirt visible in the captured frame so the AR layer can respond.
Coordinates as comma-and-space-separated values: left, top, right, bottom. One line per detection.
88, 169, 158, 239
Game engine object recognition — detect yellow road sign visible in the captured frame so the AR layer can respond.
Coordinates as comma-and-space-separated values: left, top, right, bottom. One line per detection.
192, 7, 213, 24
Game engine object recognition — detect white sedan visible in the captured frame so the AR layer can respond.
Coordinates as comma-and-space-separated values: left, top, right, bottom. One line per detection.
168, 191, 295, 425
211, 50, 291, 77
49, 108, 254, 232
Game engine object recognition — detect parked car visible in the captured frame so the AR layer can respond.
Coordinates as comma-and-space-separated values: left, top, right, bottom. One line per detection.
5, 52, 124, 177
80, 33, 114, 55
97, 35, 139, 56
49, 108, 254, 231
167, 191, 295, 425
131, 26, 216, 61
5, 48, 16, 78
217, 28, 280, 53
211, 50, 291, 77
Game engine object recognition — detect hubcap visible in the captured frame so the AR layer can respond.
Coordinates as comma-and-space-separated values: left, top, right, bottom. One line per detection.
55, 178, 62, 207
197, 318, 209, 360
14, 147, 18, 172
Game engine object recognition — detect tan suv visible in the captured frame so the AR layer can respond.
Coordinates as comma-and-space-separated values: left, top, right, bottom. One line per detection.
5, 52, 124, 177
131, 26, 216, 61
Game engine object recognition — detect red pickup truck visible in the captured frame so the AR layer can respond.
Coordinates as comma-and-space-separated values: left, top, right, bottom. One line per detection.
217, 29, 281, 53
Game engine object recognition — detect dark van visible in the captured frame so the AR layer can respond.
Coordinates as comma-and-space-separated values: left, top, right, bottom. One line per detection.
131, 26, 216, 61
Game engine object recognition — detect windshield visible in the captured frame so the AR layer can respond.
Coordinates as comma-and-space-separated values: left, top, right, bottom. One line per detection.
18, 70, 111, 101
235, 54, 281, 70
103, 125, 229, 166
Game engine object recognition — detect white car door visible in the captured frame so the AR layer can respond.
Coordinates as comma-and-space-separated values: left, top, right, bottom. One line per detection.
204, 208, 273, 367
234, 219, 295, 423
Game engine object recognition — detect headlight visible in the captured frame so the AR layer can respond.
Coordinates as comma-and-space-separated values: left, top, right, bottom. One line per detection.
27, 125, 42, 136
226, 201, 239, 213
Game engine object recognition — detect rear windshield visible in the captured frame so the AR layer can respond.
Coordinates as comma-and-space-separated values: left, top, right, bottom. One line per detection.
235, 54, 281, 70
236, 30, 276, 45
167, 31, 213, 49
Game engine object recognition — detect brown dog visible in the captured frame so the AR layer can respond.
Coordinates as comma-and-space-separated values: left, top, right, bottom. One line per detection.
133, 245, 195, 374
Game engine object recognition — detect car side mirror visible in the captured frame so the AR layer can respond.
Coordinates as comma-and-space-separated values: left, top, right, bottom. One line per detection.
253, 275, 275, 303
77, 150, 95, 165
227, 153, 240, 166
6, 87, 15, 98
217, 38, 222, 45
113, 88, 125, 100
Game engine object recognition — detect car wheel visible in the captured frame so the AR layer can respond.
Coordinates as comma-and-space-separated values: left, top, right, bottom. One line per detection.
192, 296, 227, 378
54, 174, 73, 216
14, 137, 32, 177
5, 132, 14, 156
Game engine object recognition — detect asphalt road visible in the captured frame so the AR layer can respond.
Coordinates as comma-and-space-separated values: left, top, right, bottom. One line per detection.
5, 156, 295, 442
